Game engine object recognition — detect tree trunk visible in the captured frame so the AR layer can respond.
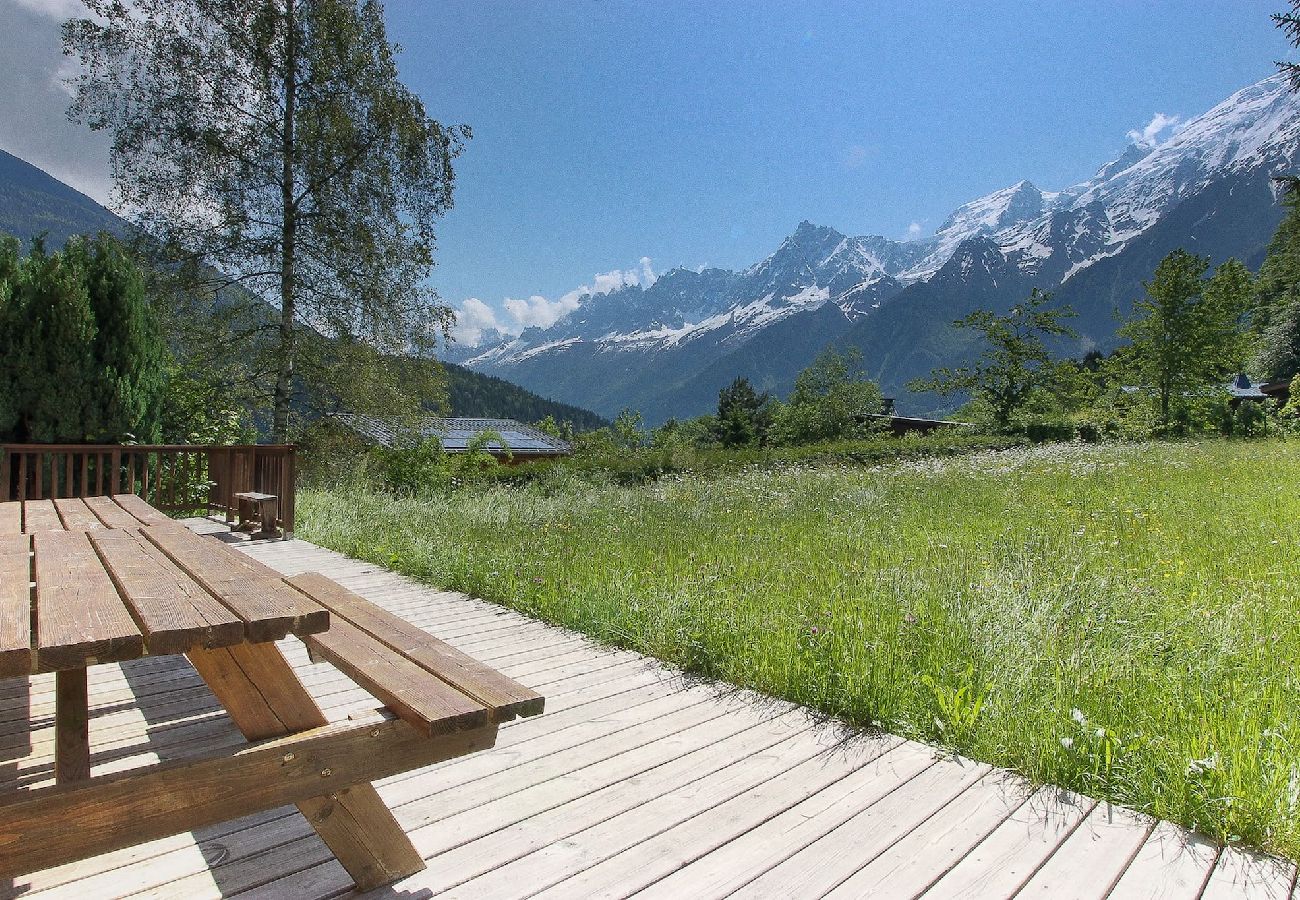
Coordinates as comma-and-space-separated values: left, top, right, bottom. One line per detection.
272, 0, 298, 443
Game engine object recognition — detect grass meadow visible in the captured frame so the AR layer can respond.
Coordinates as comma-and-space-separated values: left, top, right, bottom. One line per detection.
300, 441, 1300, 859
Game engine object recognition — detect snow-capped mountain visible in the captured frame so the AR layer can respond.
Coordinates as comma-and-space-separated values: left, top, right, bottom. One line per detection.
455, 75, 1300, 421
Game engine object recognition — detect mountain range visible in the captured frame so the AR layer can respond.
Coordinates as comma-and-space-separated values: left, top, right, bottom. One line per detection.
449, 76, 1300, 421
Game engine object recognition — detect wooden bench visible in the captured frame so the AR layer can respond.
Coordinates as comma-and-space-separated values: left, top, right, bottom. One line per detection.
232, 491, 280, 539
286, 572, 545, 733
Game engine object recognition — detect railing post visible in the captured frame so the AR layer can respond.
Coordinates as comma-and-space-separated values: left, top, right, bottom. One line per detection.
110, 449, 121, 495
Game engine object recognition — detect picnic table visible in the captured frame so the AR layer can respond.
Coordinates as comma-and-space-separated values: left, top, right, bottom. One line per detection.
0, 495, 543, 890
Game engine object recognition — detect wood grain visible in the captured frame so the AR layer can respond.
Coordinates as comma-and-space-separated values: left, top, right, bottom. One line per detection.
54, 669, 90, 784
89, 529, 245, 655
188, 642, 431, 890
289, 571, 544, 720
110, 494, 173, 526
82, 495, 143, 530
0, 534, 32, 678
32, 531, 144, 672
0, 503, 20, 535
21, 500, 63, 534
52, 498, 103, 533
142, 526, 327, 642
303, 617, 490, 736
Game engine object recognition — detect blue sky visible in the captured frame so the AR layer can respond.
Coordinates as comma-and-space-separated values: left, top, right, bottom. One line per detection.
379, 1, 1294, 344
0, 0, 1292, 345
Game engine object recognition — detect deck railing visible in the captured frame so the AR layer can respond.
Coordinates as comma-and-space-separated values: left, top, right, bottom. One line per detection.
0, 444, 296, 536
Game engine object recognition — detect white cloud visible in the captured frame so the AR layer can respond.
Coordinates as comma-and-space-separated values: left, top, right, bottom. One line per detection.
452, 257, 659, 346
12, 0, 87, 20
1127, 112, 1181, 149
905, 221, 923, 239
449, 297, 502, 346
503, 292, 583, 331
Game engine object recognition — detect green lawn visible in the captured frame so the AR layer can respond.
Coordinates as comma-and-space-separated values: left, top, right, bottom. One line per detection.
300, 441, 1300, 859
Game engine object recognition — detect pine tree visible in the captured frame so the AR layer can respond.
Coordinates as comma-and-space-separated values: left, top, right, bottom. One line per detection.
12, 242, 99, 442
0, 238, 168, 443
715, 377, 771, 448
77, 236, 167, 442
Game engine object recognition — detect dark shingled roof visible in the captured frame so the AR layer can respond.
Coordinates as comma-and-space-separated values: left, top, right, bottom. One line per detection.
332, 414, 572, 456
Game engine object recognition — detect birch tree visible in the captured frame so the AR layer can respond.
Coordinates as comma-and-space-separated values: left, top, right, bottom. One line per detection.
63, 0, 467, 439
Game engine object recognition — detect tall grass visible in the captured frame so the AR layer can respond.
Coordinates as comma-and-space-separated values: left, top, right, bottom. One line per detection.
300, 441, 1300, 859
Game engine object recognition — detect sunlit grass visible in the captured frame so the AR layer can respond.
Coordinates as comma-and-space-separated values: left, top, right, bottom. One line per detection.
300, 441, 1300, 859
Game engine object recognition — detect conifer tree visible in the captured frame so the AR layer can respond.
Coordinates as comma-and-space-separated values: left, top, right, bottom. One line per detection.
12, 242, 99, 442
0, 237, 167, 443
715, 377, 771, 448
78, 236, 167, 441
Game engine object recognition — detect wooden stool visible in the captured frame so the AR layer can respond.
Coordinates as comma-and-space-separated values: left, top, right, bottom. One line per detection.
232, 491, 280, 539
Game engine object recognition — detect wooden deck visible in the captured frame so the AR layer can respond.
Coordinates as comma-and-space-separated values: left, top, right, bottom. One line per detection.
2, 524, 1296, 899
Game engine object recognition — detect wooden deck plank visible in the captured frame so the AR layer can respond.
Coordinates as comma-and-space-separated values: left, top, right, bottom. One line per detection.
397, 708, 818, 896
531, 735, 905, 900
1108, 820, 1222, 900
0, 502, 21, 535
0, 535, 32, 679
1014, 800, 1155, 899
21, 500, 63, 534
89, 529, 245, 656
141, 526, 327, 642
81, 495, 143, 530
16, 669, 685, 898
1200, 847, 1297, 900
31, 531, 143, 671
917, 786, 1096, 898
634, 741, 940, 900
823, 771, 1031, 899
440, 720, 846, 900
728, 758, 993, 899
51, 498, 102, 533
207, 694, 742, 899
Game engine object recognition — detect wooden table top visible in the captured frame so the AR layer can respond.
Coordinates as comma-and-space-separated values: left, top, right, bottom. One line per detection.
0, 495, 172, 534
0, 500, 328, 678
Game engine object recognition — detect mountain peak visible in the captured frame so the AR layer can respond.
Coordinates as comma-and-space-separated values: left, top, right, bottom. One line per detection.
1092, 143, 1153, 181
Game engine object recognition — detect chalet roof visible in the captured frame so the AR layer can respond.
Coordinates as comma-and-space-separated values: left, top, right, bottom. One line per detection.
332, 414, 572, 456
1227, 373, 1268, 400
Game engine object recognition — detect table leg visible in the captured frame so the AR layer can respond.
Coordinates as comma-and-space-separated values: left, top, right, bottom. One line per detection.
54, 669, 90, 783
187, 642, 426, 891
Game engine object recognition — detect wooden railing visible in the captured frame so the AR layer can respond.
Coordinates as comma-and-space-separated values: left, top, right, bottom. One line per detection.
0, 444, 296, 536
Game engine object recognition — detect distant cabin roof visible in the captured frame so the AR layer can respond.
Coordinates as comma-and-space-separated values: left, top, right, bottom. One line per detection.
1227, 373, 1268, 400
332, 414, 572, 456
